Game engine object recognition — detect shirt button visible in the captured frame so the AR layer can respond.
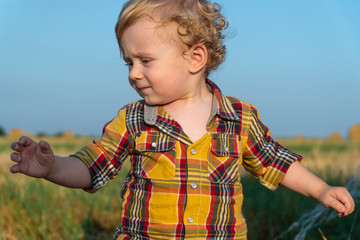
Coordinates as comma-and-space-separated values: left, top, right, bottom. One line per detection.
151, 142, 157, 147
224, 147, 229, 152
191, 182, 197, 189
190, 148, 197, 155
188, 216, 194, 223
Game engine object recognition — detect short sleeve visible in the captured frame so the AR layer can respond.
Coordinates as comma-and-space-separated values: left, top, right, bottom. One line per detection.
71, 107, 131, 192
242, 105, 302, 190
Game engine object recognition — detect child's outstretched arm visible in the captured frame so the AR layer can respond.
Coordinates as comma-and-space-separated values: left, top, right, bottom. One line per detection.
281, 161, 355, 217
10, 136, 92, 189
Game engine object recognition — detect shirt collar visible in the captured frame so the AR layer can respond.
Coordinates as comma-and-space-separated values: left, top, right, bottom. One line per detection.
207, 79, 240, 121
144, 79, 239, 125
144, 103, 157, 125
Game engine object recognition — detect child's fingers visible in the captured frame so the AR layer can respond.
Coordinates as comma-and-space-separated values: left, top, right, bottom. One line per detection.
10, 152, 21, 163
330, 188, 355, 217
10, 143, 18, 153
10, 164, 20, 174
18, 136, 34, 146
38, 140, 53, 154
330, 199, 346, 215
11, 142, 23, 152
339, 192, 355, 216
11, 136, 34, 152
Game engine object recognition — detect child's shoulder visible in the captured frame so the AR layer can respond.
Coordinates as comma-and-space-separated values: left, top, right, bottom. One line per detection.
112, 100, 146, 122
221, 94, 254, 114
119, 100, 146, 112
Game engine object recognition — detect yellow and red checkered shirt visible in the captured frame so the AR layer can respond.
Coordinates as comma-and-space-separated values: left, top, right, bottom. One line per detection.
73, 80, 302, 239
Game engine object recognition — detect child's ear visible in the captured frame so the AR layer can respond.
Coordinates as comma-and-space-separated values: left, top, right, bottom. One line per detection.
187, 44, 208, 74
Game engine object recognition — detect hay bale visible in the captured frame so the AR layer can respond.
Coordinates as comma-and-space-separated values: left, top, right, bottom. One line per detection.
328, 132, 342, 141
8, 128, 33, 139
295, 134, 305, 142
349, 123, 360, 141
8, 128, 25, 138
62, 130, 75, 138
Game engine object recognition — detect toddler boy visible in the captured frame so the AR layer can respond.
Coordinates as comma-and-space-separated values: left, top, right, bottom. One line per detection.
10, 0, 355, 239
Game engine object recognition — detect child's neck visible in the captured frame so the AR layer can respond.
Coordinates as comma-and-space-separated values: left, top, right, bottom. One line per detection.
163, 84, 213, 143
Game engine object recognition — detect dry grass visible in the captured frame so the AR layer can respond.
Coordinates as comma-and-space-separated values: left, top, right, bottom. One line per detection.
278, 138, 360, 178
1, 136, 360, 239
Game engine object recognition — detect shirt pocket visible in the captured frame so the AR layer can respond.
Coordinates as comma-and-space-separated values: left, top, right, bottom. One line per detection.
208, 133, 241, 184
134, 131, 176, 180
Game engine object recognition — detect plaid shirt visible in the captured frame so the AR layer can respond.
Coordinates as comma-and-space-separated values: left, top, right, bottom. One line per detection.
73, 80, 302, 240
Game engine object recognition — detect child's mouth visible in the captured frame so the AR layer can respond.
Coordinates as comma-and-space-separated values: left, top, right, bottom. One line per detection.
138, 86, 150, 92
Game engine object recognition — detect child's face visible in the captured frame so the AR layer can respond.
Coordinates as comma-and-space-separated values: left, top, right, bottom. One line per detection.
122, 18, 195, 106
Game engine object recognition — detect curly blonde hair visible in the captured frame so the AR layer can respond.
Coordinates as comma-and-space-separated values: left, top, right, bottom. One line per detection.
115, 0, 228, 76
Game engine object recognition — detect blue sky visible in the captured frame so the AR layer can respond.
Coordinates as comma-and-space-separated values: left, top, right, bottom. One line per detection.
1, 0, 359, 138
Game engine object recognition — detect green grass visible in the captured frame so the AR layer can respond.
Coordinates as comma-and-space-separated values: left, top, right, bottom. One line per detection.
283, 143, 316, 154
2, 168, 357, 240
318, 143, 350, 153
0, 143, 11, 153
275, 138, 360, 155
50, 142, 85, 152
241, 172, 359, 239
1, 173, 125, 240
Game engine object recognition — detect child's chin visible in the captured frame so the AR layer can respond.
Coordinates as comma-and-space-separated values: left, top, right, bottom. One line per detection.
143, 98, 167, 106
143, 98, 157, 106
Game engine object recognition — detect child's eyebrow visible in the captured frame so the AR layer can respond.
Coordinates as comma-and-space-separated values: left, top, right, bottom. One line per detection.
122, 55, 130, 62
124, 50, 154, 60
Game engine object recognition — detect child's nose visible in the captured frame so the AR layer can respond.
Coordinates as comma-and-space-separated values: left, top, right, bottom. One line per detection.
129, 64, 143, 80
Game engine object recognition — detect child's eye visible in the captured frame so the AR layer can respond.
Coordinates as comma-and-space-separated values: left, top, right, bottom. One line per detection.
124, 61, 133, 67
141, 59, 151, 64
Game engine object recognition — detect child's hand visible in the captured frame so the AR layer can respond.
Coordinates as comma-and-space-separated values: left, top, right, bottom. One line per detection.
317, 185, 355, 217
10, 136, 55, 178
